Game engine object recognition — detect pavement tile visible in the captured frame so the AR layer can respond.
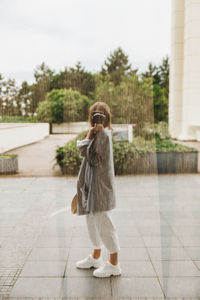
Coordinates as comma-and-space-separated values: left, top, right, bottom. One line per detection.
70, 237, 94, 248
116, 236, 145, 247
178, 236, 200, 247
34, 237, 72, 248
60, 277, 112, 297
152, 260, 200, 277
142, 236, 182, 247
9, 278, 62, 297
184, 247, 200, 260
136, 224, 174, 236
115, 261, 157, 277
159, 277, 200, 297
117, 247, 149, 261
64, 261, 97, 277
28, 247, 70, 261
147, 246, 191, 260
111, 277, 164, 297
19, 261, 66, 277
67, 247, 96, 261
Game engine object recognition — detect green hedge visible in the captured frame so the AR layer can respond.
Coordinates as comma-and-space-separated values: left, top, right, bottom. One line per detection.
0, 115, 39, 123
55, 130, 197, 175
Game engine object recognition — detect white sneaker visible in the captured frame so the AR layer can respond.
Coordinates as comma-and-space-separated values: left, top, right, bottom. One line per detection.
93, 260, 122, 277
76, 254, 104, 269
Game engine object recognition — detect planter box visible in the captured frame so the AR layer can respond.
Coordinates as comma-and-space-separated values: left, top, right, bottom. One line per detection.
60, 150, 198, 175
120, 151, 198, 175
0, 155, 18, 174
156, 151, 198, 174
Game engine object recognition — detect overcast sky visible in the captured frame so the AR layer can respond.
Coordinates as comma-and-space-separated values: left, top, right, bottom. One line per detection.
0, 0, 171, 85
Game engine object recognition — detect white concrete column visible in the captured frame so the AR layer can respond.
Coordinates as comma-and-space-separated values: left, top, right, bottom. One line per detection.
178, 0, 200, 140
169, 0, 185, 139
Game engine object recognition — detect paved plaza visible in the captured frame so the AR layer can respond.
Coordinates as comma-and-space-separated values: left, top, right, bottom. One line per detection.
0, 174, 200, 298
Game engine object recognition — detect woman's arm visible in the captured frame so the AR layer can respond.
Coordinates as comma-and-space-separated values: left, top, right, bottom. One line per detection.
86, 130, 109, 167
76, 124, 102, 157
77, 138, 91, 157
77, 139, 91, 147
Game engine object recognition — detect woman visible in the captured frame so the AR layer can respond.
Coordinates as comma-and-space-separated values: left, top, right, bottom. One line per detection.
76, 101, 121, 277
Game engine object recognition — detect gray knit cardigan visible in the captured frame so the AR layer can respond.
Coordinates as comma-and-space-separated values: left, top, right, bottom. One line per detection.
76, 127, 117, 216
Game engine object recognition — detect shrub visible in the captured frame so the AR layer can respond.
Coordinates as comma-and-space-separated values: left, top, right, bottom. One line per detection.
36, 88, 92, 124
35, 100, 52, 123
0, 115, 39, 123
55, 128, 197, 175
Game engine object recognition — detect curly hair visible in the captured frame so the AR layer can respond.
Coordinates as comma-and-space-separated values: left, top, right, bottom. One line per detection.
88, 101, 113, 130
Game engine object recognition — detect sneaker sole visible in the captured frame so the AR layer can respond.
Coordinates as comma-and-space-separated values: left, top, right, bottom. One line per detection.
76, 262, 103, 269
76, 265, 101, 269
93, 270, 122, 277
76, 265, 94, 269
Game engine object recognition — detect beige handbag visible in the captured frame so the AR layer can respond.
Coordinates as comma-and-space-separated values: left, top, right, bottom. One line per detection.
71, 193, 78, 214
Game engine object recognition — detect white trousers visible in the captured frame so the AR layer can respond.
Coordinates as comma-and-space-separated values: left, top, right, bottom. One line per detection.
85, 210, 120, 254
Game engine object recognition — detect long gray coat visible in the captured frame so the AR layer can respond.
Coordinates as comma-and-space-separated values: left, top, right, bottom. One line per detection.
76, 127, 117, 216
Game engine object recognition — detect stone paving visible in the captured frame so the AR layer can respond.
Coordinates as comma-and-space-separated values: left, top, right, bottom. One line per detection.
0, 174, 200, 298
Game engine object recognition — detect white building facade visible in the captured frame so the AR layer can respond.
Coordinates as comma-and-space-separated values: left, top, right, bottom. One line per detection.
169, 0, 200, 141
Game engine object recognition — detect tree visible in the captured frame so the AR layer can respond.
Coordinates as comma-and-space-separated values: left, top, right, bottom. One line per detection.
0, 74, 5, 117
141, 62, 157, 78
50, 61, 96, 99
36, 88, 92, 124
95, 73, 154, 136
17, 81, 32, 116
100, 47, 136, 86
159, 55, 169, 99
0, 77, 19, 116
31, 62, 54, 115
153, 84, 168, 122
141, 55, 169, 123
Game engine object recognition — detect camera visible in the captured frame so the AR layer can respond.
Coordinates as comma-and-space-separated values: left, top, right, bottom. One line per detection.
91, 111, 106, 127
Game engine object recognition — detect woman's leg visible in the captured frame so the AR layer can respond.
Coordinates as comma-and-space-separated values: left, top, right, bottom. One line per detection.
85, 212, 103, 259
93, 210, 120, 265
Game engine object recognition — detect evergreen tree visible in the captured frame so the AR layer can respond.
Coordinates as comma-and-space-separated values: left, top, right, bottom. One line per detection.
50, 61, 96, 98
31, 62, 54, 115
17, 81, 32, 116
141, 55, 169, 123
100, 46, 135, 85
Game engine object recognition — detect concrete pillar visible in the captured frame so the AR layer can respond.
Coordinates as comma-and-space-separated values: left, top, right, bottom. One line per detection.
169, 0, 200, 141
179, 0, 200, 140
169, 0, 184, 139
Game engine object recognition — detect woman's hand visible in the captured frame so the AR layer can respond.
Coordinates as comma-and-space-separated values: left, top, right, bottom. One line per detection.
86, 123, 104, 139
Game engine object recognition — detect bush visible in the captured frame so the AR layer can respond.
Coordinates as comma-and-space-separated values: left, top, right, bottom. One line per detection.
55, 130, 88, 175
55, 129, 197, 175
62, 140, 82, 175
74, 130, 88, 141
35, 100, 52, 123
0, 115, 39, 123
153, 121, 171, 139
36, 88, 92, 124
155, 132, 197, 152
